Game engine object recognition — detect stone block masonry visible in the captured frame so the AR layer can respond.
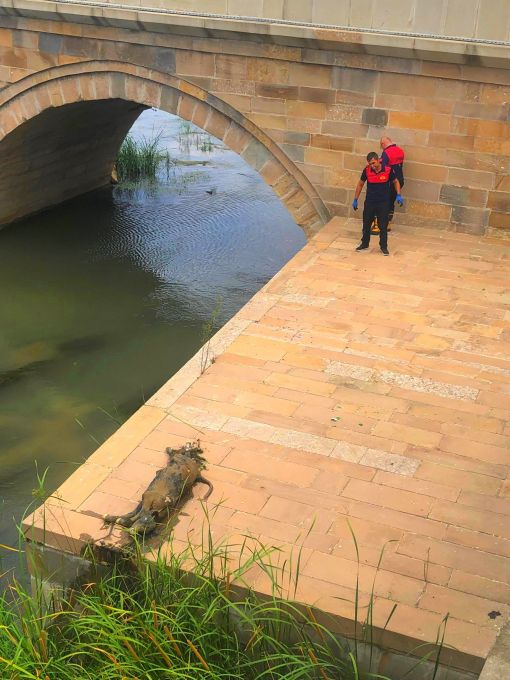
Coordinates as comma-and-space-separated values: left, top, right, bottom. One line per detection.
0, 98, 144, 225
0, 3, 508, 233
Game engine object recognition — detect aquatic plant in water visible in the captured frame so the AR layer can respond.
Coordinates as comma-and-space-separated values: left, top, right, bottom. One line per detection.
115, 133, 172, 182
178, 120, 216, 154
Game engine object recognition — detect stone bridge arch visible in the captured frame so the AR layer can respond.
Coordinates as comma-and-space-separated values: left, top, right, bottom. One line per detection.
0, 61, 328, 235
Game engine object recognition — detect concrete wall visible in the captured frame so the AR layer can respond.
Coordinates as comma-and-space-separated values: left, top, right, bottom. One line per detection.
100, 0, 510, 42
0, 8, 508, 235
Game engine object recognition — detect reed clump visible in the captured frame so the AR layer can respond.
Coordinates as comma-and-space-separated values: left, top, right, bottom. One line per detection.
115, 134, 172, 182
0, 513, 448, 680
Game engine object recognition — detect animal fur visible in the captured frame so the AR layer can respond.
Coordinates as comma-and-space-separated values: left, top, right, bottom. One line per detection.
104, 441, 212, 535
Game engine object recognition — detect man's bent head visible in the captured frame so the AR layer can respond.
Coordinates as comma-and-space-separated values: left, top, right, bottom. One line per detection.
367, 151, 381, 172
380, 136, 392, 150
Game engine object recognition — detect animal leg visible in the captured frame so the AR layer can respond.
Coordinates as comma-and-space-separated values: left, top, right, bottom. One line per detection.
196, 475, 214, 500
103, 502, 142, 528
156, 503, 174, 524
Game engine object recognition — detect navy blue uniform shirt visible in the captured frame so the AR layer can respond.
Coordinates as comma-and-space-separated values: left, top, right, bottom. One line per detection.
360, 164, 397, 203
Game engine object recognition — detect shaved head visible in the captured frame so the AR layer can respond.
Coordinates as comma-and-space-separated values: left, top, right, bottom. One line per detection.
380, 136, 392, 149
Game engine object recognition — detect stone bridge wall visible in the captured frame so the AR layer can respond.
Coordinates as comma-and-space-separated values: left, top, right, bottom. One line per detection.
0, 3, 508, 234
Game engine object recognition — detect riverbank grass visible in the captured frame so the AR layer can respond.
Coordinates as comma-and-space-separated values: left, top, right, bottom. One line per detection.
0, 513, 449, 679
115, 134, 172, 182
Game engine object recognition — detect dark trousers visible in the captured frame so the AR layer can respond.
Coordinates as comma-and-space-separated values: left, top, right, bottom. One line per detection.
362, 201, 389, 248
388, 180, 404, 221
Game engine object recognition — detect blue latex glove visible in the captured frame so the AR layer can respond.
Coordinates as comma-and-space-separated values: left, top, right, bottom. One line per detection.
352, 198, 358, 211
396, 194, 404, 206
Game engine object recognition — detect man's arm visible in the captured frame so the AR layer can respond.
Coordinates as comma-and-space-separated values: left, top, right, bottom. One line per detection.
352, 179, 365, 210
393, 178, 404, 206
354, 179, 365, 200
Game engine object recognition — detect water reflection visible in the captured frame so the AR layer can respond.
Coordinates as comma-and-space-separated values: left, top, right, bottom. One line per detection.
0, 108, 305, 571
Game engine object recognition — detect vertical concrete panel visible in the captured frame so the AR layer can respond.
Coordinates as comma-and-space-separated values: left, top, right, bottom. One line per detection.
443, 0, 478, 38
263, 0, 284, 19
191, 0, 228, 12
349, 0, 374, 29
372, 0, 415, 32
477, 0, 510, 41
228, 0, 264, 17
412, 0, 446, 35
165, 0, 194, 8
312, 0, 349, 26
283, 0, 313, 22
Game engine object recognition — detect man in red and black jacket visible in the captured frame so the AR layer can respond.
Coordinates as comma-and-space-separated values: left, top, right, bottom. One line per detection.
352, 151, 403, 256
380, 136, 405, 226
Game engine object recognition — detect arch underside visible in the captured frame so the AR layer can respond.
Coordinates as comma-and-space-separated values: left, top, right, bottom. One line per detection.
0, 99, 145, 225
0, 62, 329, 236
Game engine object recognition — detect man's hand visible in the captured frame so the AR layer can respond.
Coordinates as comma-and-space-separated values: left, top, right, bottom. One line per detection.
352, 198, 358, 210
396, 194, 404, 207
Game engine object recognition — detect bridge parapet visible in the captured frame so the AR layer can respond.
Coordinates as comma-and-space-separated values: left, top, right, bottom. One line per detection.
1, 0, 509, 68
35, 0, 510, 43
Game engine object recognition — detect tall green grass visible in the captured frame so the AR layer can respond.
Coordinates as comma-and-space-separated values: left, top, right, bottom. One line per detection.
0, 509, 450, 680
115, 134, 172, 182
0, 540, 357, 678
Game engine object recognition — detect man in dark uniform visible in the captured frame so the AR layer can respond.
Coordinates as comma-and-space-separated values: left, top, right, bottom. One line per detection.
380, 136, 405, 227
352, 151, 403, 256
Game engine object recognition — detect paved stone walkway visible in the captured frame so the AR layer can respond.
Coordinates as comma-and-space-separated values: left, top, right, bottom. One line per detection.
25, 218, 510, 675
